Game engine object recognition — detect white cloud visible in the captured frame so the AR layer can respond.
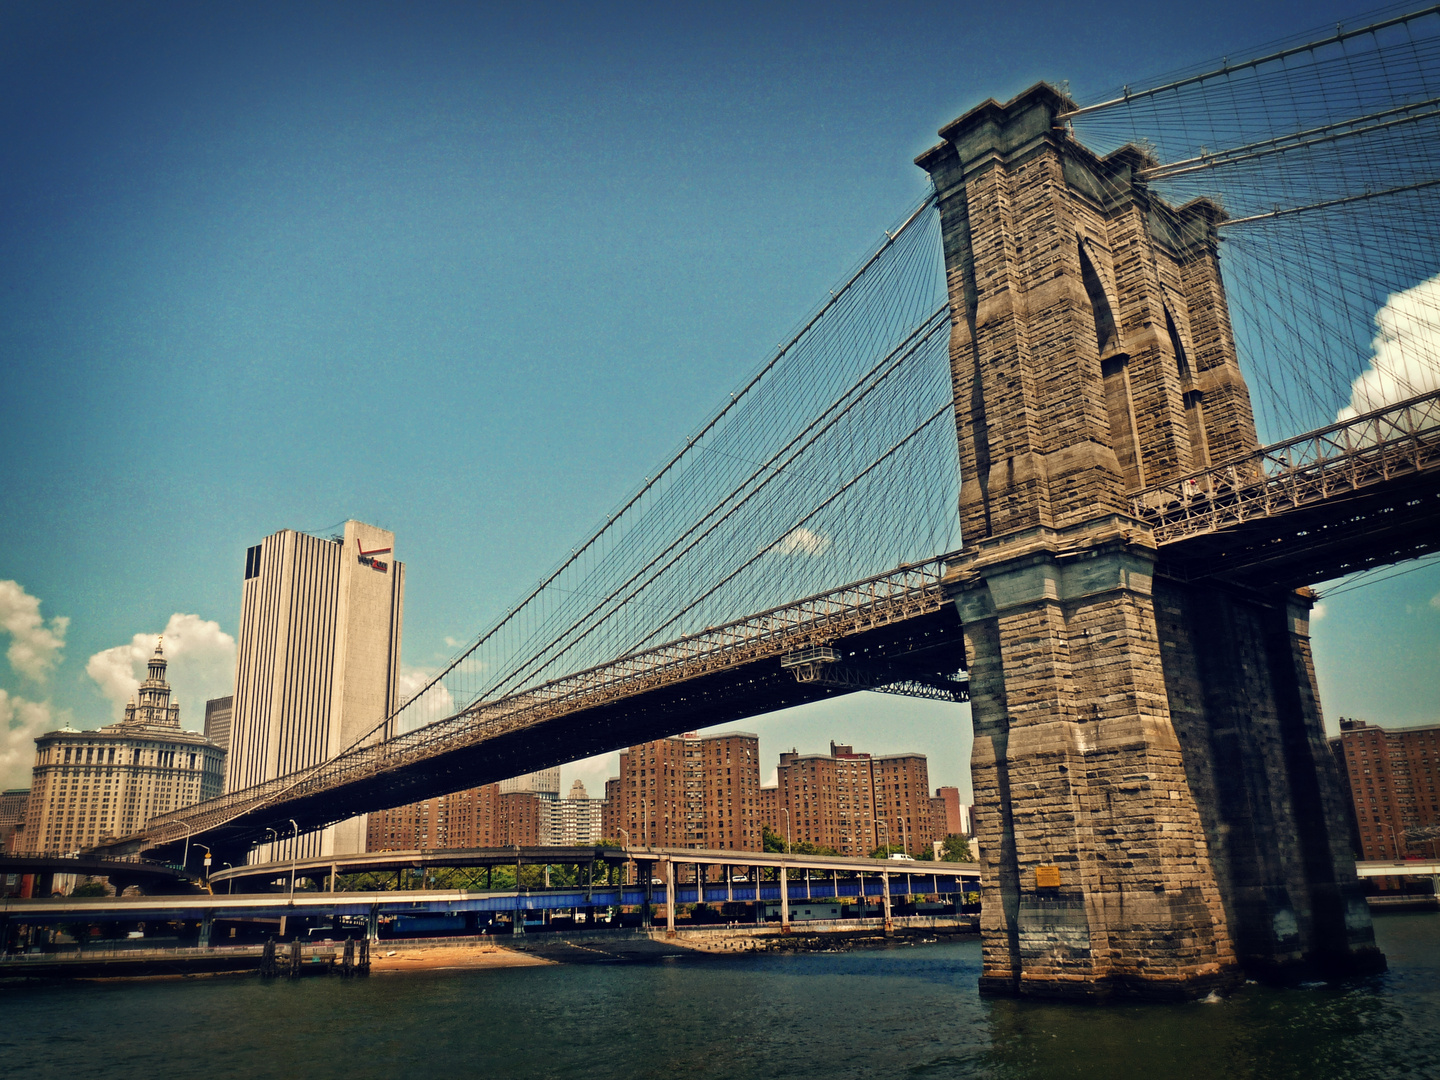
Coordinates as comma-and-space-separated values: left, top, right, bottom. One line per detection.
1339, 272, 1440, 421
0, 689, 57, 789
1311, 602, 1327, 622
776, 527, 831, 557
1430, 591, 1440, 611
396, 665, 456, 732
0, 580, 68, 683
86, 613, 236, 727
443, 636, 461, 649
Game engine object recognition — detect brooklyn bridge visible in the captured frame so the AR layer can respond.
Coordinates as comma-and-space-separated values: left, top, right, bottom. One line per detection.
95, 7, 1440, 999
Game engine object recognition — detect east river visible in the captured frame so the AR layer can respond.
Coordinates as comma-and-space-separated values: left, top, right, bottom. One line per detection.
4, 913, 1437, 1079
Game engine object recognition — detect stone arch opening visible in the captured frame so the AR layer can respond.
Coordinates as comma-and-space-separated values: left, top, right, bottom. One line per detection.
1078, 240, 1118, 355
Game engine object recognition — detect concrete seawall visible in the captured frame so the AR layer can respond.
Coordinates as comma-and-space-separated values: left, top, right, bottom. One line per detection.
0, 914, 978, 980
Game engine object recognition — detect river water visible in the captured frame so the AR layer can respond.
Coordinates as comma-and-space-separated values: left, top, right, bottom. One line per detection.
4, 913, 1437, 1079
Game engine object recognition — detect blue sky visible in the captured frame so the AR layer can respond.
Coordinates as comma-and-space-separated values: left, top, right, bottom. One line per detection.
2, 0, 1436, 798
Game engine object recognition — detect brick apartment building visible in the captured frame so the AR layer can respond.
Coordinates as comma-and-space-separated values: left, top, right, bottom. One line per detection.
762, 742, 935, 856
368, 772, 607, 852
1329, 717, 1440, 867
602, 777, 622, 842
930, 786, 970, 837
367, 784, 544, 850
615, 731, 763, 850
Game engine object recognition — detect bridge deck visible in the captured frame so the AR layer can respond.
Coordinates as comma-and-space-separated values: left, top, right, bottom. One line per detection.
208, 845, 980, 885
1138, 389, 1440, 587
1354, 859, 1440, 878
1, 853, 187, 886
103, 573, 965, 862
4, 849, 979, 924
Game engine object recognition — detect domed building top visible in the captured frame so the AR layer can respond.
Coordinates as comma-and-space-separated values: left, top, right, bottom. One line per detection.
120, 636, 181, 730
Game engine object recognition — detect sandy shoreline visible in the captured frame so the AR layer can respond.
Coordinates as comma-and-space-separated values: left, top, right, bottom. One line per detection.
368, 943, 555, 972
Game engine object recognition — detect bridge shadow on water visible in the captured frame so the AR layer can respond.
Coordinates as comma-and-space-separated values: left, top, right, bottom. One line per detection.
1, 914, 1435, 1080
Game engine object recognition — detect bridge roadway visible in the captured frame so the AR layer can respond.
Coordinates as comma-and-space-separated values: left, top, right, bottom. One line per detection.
1, 853, 188, 896
1134, 387, 1440, 587
1354, 859, 1440, 880
99, 389, 1440, 867
104, 563, 970, 865
206, 844, 982, 889
3, 849, 980, 936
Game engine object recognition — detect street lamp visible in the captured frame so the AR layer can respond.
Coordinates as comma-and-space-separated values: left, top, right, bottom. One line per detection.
1378, 821, 1404, 858
222, 862, 233, 895
264, 828, 277, 886
619, 828, 633, 886
180, 821, 193, 876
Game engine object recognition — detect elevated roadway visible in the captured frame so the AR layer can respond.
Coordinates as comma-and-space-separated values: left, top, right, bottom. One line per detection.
4, 848, 979, 939
1354, 859, 1440, 879
208, 844, 982, 890
1136, 388, 1440, 588
1, 853, 188, 896
100, 571, 969, 865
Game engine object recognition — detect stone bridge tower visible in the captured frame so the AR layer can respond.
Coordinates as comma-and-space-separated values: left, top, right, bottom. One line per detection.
916, 84, 1383, 998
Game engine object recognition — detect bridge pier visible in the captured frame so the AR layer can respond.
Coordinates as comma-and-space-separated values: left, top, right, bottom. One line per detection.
665, 858, 676, 936
1156, 581, 1383, 980
954, 539, 1239, 999
881, 871, 892, 934
919, 83, 1381, 999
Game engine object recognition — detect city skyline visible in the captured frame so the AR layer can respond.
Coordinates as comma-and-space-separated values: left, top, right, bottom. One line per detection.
3, 0, 1438, 802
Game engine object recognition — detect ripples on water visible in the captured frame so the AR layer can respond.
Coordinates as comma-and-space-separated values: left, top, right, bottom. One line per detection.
2, 914, 1436, 1080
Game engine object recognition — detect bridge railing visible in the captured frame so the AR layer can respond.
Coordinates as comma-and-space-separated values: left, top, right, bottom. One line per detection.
127, 555, 956, 848
1130, 388, 1440, 543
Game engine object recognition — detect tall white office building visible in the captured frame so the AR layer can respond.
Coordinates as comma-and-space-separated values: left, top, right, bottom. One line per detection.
227, 519, 404, 859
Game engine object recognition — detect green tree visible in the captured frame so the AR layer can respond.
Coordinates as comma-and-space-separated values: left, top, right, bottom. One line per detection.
938, 835, 974, 863
762, 825, 838, 857
793, 839, 839, 856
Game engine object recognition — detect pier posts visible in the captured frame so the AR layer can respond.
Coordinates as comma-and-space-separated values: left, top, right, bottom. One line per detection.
881, 871, 893, 935
780, 866, 791, 933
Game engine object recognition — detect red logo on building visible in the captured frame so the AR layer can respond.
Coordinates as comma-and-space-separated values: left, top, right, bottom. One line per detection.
358, 541, 392, 573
